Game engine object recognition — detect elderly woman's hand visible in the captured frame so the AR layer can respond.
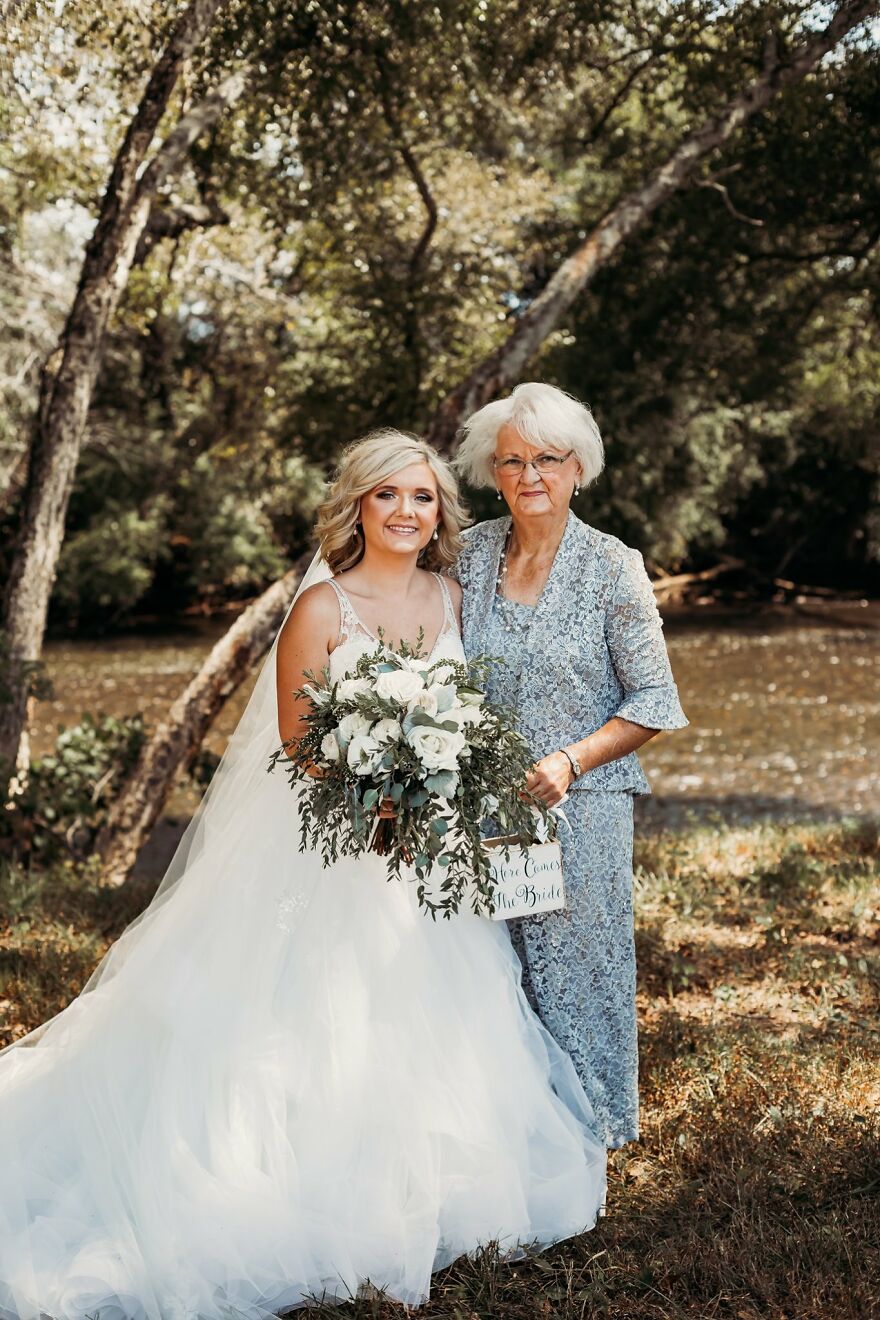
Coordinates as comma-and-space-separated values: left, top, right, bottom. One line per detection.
525, 752, 575, 807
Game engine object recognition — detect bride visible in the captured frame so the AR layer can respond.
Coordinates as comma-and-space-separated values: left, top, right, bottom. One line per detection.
0, 429, 606, 1320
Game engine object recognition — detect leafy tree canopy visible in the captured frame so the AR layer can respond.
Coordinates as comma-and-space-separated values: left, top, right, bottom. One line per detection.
1, 0, 877, 627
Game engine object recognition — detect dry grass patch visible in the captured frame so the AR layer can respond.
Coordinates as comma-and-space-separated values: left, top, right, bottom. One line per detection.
0, 818, 877, 1318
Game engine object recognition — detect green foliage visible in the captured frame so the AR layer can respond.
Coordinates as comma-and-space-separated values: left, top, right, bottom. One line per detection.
1, 713, 146, 862
173, 451, 319, 598
541, 50, 880, 577
53, 500, 172, 626
2, 0, 878, 622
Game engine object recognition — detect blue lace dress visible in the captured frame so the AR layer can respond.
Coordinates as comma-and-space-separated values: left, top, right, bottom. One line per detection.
453, 512, 689, 1150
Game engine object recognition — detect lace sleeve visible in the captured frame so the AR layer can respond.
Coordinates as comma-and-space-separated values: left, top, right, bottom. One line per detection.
605, 547, 688, 731
447, 528, 475, 588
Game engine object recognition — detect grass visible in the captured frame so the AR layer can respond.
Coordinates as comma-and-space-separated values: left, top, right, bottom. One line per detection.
1, 816, 878, 1319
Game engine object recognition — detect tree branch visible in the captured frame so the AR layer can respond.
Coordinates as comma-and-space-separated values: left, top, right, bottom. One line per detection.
375, 62, 438, 280
698, 177, 765, 226
136, 69, 250, 201
134, 193, 231, 266
374, 51, 439, 404
0, 0, 240, 797
582, 49, 662, 147
424, 0, 879, 451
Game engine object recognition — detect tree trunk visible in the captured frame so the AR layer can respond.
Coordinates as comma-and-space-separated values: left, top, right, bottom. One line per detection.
0, 0, 242, 798
423, 0, 879, 452
97, 0, 876, 884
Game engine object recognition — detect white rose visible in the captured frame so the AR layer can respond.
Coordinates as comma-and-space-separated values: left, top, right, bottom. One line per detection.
459, 688, 486, 707
408, 688, 438, 717
336, 711, 372, 748
347, 733, 381, 775
443, 703, 484, 729
406, 723, 467, 774
372, 717, 402, 745
336, 677, 372, 702
375, 669, 425, 704
428, 661, 457, 684
320, 731, 341, 762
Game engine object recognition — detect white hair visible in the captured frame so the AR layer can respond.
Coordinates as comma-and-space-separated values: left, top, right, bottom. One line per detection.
454, 381, 605, 490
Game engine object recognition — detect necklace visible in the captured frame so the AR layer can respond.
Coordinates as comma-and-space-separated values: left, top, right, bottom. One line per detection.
496, 523, 514, 595
494, 525, 532, 636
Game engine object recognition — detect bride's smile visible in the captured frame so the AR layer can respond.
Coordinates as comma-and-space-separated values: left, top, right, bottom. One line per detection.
360, 461, 440, 557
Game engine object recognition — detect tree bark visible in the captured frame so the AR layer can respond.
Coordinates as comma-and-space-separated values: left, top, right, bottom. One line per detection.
423, 0, 879, 451
95, 556, 312, 887
96, 0, 877, 884
0, 0, 242, 798
133, 195, 231, 267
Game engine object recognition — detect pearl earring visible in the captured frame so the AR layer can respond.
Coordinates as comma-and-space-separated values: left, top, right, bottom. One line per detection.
432, 527, 439, 540
496, 490, 502, 501
574, 485, 580, 497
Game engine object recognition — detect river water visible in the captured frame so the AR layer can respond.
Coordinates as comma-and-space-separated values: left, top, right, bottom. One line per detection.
33, 599, 879, 846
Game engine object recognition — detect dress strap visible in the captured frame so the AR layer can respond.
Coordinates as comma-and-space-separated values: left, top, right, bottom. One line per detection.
326, 577, 367, 645
433, 572, 457, 638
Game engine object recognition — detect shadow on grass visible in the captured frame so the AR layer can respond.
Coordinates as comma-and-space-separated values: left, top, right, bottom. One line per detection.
1, 819, 877, 1317
635, 794, 880, 834
290, 1091, 879, 1320
0, 861, 156, 1042
635, 921, 879, 1003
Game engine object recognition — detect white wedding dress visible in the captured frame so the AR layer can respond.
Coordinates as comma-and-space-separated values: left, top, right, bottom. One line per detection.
0, 570, 606, 1320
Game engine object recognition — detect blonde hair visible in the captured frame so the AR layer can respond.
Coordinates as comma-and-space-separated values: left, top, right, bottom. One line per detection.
455, 381, 605, 489
316, 428, 470, 573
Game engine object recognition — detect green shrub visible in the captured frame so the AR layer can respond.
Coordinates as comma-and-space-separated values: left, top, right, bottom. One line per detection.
2, 713, 146, 862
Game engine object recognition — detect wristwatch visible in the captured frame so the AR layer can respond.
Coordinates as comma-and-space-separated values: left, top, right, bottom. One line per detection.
560, 747, 582, 782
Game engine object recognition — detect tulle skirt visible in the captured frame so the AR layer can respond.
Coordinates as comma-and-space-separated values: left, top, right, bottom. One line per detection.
0, 770, 606, 1319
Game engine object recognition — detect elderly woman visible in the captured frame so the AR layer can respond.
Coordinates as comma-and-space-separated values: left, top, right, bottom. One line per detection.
452, 381, 688, 1151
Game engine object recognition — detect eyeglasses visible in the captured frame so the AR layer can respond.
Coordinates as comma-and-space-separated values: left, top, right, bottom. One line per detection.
492, 451, 573, 476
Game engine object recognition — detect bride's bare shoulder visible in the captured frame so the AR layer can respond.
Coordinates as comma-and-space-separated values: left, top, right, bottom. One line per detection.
442, 575, 463, 609
278, 581, 339, 649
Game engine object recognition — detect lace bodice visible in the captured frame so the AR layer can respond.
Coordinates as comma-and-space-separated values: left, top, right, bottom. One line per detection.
451, 511, 688, 795
325, 573, 464, 682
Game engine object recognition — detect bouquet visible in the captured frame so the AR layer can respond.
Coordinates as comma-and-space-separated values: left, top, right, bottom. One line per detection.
268, 634, 551, 918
